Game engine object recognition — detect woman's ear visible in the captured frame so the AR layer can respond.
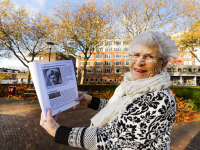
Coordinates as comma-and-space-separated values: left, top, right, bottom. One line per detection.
161, 61, 168, 70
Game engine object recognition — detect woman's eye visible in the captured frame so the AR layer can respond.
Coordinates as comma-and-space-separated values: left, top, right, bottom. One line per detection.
148, 55, 154, 59
133, 54, 140, 57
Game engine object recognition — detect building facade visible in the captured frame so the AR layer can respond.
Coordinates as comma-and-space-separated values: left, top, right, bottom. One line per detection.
78, 39, 130, 84
78, 39, 200, 85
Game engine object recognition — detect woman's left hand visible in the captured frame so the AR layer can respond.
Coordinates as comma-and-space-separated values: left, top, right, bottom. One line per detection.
40, 108, 61, 137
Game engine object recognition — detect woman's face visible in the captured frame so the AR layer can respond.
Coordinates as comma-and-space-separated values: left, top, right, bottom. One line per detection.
130, 44, 166, 81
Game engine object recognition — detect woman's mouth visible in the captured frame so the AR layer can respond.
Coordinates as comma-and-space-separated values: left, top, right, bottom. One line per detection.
134, 68, 147, 73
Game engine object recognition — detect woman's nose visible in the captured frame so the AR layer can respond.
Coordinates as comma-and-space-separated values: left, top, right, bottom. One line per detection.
135, 56, 146, 65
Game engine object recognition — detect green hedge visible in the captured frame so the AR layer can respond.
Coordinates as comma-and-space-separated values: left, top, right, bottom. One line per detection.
170, 86, 200, 103
170, 86, 200, 111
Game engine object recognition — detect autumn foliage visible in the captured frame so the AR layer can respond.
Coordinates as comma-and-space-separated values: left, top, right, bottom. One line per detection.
88, 89, 199, 125
0, 83, 37, 100
170, 88, 200, 125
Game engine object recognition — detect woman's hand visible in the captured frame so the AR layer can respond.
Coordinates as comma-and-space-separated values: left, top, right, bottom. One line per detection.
40, 108, 61, 137
73, 92, 92, 109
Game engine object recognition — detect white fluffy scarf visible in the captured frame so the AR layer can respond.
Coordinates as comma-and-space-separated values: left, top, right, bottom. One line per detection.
90, 69, 172, 127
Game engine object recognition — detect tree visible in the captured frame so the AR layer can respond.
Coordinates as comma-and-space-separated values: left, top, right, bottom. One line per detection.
0, 73, 12, 82
175, 21, 200, 62
0, 0, 55, 83
116, 0, 181, 39
178, 0, 200, 30
54, 0, 115, 84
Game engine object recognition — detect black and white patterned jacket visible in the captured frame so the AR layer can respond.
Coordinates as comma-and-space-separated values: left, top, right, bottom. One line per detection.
55, 89, 176, 150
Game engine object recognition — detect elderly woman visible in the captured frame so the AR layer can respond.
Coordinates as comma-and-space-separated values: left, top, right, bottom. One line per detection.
40, 31, 177, 149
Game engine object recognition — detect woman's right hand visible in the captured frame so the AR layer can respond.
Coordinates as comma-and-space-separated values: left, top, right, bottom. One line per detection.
73, 92, 92, 109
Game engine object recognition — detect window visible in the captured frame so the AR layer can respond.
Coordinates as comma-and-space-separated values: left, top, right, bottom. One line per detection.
95, 79, 98, 82
123, 48, 129, 51
115, 68, 122, 74
105, 54, 112, 59
123, 41, 129, 45
178, 53, 182, 58
105, 48, 112, 52
199, 69, 200, 72
85, 78, 88, 82
105, 61, 112, 66
173, 68, 176, 72
109, 79, 112, 82
105, 68, 112, 74
184, 61, 192, 65
100, 42, 104, 46
86, 68, 93, 74
98, 42, 104, 46
80, 54, 84, 58
114, 61, 122, 66
87, 54, 94, 59
95, 68, 103, 74
80, 61, 84, 66
99, 79, 103, 82
114, 41, 121, 45
167, 68, 171, 72
183, 68, 187, 72
194, 68, 197, 72
183, 53, 192, 58
90, 79, 93, 82
178, 68, 182, 72
96, 48, 103, 52
105, 41, 112, 46
114, 79, 117, 83
124, 54, 130, 59
188, 68, 192, 72
114, 54, 122, 59
104, 79, 107, 82
95, 61, 103, 66
114, 48, 120, 51
87, 61, 94, 66
124, 61, 130, 66
119, 79, 122, 82
96, 54, 103, 59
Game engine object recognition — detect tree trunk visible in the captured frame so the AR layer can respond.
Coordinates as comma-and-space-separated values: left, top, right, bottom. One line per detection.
27, 68, 31, 84
80, 60, 87, 84
80, 69, 85, 84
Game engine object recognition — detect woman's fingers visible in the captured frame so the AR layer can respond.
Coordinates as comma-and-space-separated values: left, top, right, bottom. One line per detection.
78, 92, 84, 97
40, 112, 45, 126
54, 111, 61, 121
46, 108, 52, 121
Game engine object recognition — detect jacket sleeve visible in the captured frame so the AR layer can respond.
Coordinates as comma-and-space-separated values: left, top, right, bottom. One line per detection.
88, 96, 108, 111
55, 126, 98, 150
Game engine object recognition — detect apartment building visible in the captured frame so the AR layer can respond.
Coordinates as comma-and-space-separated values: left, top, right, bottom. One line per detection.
78, 39, 200, 85
78, 39, 130, 84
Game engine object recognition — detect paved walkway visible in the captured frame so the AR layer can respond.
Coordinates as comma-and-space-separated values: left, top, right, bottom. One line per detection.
0, 98, 200, 150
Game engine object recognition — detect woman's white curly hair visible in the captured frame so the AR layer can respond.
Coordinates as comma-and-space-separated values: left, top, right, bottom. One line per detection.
129, 31, 178, 62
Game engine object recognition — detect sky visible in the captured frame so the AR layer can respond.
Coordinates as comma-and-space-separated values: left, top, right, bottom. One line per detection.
1, 0, 95, 70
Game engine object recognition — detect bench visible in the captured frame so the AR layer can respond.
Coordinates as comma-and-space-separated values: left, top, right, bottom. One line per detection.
23, 88, 37, 100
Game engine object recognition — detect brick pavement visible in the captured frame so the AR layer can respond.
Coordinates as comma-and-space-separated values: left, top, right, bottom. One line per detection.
0, 98, 200, 150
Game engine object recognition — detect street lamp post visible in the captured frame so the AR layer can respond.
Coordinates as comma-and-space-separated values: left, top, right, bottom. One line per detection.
46, 41, 54, 62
